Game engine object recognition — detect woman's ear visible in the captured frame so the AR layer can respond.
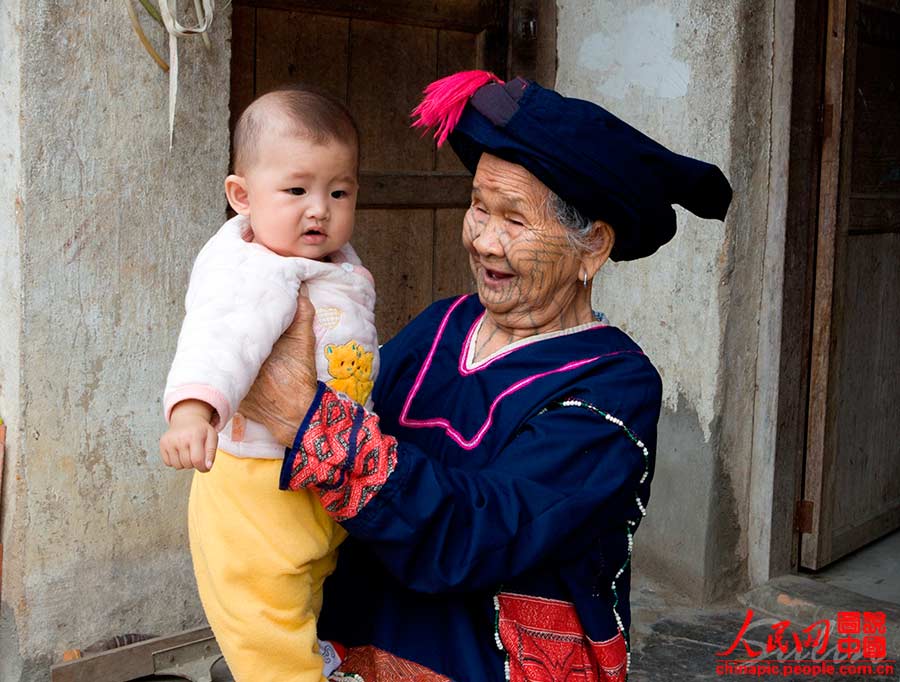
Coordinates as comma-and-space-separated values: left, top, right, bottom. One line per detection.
580, 220, 616, 280
225, 175, 251, 216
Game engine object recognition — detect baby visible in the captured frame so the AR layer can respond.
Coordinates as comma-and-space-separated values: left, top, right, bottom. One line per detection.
160, 88, 378, 681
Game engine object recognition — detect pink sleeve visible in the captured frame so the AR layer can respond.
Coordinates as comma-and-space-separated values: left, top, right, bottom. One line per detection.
164, 384, 232, 429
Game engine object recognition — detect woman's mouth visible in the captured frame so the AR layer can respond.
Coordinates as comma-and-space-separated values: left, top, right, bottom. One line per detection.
482, 267, 514, 286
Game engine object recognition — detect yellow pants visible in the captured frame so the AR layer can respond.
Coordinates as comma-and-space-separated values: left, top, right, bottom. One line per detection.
189, 450, 347, 682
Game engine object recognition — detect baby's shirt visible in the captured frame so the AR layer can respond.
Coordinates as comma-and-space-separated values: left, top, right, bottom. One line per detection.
164, 214, 379, 459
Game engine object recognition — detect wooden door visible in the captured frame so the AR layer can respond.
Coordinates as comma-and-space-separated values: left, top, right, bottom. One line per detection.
229, 0, 555, 341
801, 0, 900, 569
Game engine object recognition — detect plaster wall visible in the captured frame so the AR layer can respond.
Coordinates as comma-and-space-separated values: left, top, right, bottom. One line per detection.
0, 4, 231, 678
0, 0, 25, 674
557, 0, 777, 600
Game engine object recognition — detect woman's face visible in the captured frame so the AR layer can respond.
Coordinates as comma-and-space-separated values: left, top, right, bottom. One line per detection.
463, 154, 588, 330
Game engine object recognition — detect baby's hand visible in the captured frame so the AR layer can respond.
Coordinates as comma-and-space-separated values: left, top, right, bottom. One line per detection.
160, 400, 218, 472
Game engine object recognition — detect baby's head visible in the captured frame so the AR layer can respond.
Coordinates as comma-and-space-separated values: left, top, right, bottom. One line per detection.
225, 87, 360, 260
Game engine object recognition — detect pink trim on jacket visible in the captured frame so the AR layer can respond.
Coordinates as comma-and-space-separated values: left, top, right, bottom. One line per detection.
398, 296, 620, 450
458, 312, 607, 376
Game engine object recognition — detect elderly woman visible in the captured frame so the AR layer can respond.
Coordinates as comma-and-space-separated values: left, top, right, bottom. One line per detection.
240, 72, 731, 682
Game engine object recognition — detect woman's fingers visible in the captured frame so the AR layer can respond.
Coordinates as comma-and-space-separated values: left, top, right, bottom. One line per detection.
239, 292, 319, 445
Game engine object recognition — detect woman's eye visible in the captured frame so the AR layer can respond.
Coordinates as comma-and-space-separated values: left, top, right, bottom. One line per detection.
507, 217, 525, 226
289, 187, 306, 196
472, 205, 487, 215
331, 190, 348, 199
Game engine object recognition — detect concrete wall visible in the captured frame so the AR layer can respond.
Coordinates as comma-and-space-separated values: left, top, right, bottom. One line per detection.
0, 4, 231, 679
557, 0, 779, 601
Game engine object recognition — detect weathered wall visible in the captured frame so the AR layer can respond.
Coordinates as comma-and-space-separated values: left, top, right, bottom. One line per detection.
1, 0, 25, 676
0, 4, 231, 679
557, 0, 777, 601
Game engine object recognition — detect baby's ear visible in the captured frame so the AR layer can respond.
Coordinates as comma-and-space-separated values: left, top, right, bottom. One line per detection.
224, 174, 250, 216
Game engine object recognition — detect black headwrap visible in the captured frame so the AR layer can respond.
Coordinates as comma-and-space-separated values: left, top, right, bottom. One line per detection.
412, 71, 732, 261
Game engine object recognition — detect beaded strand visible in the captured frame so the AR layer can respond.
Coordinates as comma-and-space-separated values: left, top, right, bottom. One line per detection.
492, 593, 511, 681
554, 397, 652, 681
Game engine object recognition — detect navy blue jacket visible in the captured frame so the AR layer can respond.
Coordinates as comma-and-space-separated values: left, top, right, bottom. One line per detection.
284, 295, 662, 681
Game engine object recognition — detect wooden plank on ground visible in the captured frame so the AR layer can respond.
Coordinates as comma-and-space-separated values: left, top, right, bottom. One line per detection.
50, 627, 213, 682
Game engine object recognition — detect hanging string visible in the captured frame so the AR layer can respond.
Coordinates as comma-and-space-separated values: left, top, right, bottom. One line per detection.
157, 0, 216, 148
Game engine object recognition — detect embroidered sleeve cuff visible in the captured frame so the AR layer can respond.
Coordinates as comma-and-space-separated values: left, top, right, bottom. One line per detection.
279, 383, 398, 522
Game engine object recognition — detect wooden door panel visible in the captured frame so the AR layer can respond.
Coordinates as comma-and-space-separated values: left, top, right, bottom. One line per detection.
353, 209, 434, 337
347, 19, 442, 338
230, 6, 257, 140
436, 29, 478, 172
234, 0, 498, 33
255, 10, 350, 99
850, 4, 900, 197
802, 0, 900, 569
349, 20, 437, 172
434, 209, 475, 300
357, 172, 472, 209
832, 234, 900, 531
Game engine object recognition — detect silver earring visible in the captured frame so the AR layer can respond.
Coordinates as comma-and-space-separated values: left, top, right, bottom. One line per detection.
582, 272, 588, 288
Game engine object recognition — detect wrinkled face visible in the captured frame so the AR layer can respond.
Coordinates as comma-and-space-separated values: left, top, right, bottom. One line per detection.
464, 154, 586, 328
243, 133, 358, 259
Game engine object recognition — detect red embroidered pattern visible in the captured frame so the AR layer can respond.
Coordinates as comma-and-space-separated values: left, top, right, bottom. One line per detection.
334, 645, 451, 682
497, 593, 627, 682
288, 387, 397, 521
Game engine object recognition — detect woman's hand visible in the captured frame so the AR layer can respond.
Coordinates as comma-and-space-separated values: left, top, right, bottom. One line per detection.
238, 294, 319, 446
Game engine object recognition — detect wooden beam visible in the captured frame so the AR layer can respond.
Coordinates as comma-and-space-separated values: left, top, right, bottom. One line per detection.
802, 0, 849, 570
776, 0, 829, 576
358, 171, 472, 209
232, 0, 505, 33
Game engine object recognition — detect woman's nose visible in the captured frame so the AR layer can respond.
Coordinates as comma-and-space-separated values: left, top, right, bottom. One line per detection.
471, 219, 505, 257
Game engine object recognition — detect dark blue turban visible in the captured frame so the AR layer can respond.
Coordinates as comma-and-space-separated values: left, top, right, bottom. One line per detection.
413, 72, 732, 261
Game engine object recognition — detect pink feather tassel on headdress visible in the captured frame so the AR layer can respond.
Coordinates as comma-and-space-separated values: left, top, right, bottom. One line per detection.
411, 70, 504, 147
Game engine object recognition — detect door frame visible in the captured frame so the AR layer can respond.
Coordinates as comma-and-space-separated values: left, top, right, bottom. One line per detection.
800, 0, 900, 569
747, 0, 829, 585
751, 0, 900, 583
799, 0, 852, 571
